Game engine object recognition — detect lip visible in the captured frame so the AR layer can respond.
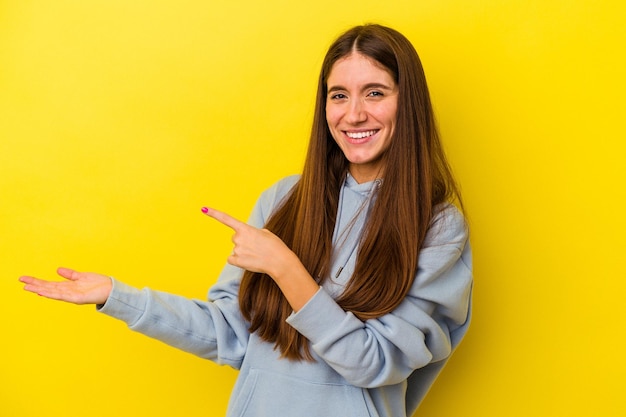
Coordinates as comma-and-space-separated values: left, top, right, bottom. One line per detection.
343, 129, 379, 144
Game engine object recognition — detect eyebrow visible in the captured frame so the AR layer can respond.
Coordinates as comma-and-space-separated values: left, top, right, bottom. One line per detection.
327, 82, 396, 94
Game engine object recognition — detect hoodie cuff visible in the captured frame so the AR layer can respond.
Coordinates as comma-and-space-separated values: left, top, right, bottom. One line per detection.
286, 287, 360, 343
96, 278, 147, 326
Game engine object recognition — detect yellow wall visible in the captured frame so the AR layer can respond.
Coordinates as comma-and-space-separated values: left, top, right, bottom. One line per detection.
1, 1, 624, 416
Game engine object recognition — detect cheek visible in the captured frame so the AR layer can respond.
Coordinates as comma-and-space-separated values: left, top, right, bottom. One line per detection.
378, 104, 398, 125
325, 106, 338, 127
324, 111, 339, 141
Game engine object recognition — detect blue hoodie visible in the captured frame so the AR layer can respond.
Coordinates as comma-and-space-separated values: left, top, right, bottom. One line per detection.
99, 174, 472, 417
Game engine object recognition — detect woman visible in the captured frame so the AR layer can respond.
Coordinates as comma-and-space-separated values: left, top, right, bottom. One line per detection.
20, 24, 472, 417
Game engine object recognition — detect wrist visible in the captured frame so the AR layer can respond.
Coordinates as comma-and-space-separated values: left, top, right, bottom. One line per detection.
270, 250, 305, 284
269, 251, 319, 312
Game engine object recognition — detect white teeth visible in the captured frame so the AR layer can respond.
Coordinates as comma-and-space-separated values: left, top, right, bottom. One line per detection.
346, 130, 376, 139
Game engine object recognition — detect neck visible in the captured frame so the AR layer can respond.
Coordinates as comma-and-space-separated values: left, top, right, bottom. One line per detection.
348, 166, 383, 184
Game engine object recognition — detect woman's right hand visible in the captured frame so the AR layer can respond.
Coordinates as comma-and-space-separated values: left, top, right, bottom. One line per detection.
19, 267, 112, 305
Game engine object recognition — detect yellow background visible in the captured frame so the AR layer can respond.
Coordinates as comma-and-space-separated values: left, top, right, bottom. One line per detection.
1, 1, 624, 416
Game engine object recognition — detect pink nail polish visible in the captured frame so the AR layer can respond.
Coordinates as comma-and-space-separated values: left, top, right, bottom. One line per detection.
201, 207, 209, 213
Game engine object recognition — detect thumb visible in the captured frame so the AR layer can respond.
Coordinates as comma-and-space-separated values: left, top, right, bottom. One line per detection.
57, 267, 79, 280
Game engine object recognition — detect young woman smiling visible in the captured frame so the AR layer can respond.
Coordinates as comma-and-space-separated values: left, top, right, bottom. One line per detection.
20, 24, 472, 417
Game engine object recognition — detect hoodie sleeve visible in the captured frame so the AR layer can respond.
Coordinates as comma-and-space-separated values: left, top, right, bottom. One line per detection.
97, 265, 248, 369
286, 204, 473, 388
97, 175, 301, 369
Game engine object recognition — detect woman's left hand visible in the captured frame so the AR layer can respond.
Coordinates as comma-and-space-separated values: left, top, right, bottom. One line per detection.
204, 206, 319, 312
202, 207, 295, 278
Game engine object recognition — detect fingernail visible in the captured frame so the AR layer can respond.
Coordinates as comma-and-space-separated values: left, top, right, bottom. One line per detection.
201, 207, 209, 214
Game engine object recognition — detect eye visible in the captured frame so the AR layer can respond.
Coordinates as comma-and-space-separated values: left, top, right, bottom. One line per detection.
367, 90, 384, 97
330, 93, 347, 100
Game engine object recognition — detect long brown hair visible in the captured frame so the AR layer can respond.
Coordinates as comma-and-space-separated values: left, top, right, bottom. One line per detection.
239, 24, 462, 360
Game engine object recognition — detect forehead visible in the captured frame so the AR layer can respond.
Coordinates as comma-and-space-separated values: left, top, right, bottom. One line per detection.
327, 52, 395, 86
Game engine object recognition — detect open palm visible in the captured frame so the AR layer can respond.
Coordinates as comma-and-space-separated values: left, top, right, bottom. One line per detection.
19, 267, 112, 305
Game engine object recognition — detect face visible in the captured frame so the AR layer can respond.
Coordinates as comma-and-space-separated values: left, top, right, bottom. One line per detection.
325, 52, 398, 183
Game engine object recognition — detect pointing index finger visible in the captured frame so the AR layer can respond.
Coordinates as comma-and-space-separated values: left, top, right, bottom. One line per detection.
202, 207, 247, 232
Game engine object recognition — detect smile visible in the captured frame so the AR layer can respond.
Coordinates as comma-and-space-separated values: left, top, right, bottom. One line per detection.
345, 130, 378, 139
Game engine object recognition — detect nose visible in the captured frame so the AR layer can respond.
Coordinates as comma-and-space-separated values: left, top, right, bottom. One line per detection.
345, 98, 367, 124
